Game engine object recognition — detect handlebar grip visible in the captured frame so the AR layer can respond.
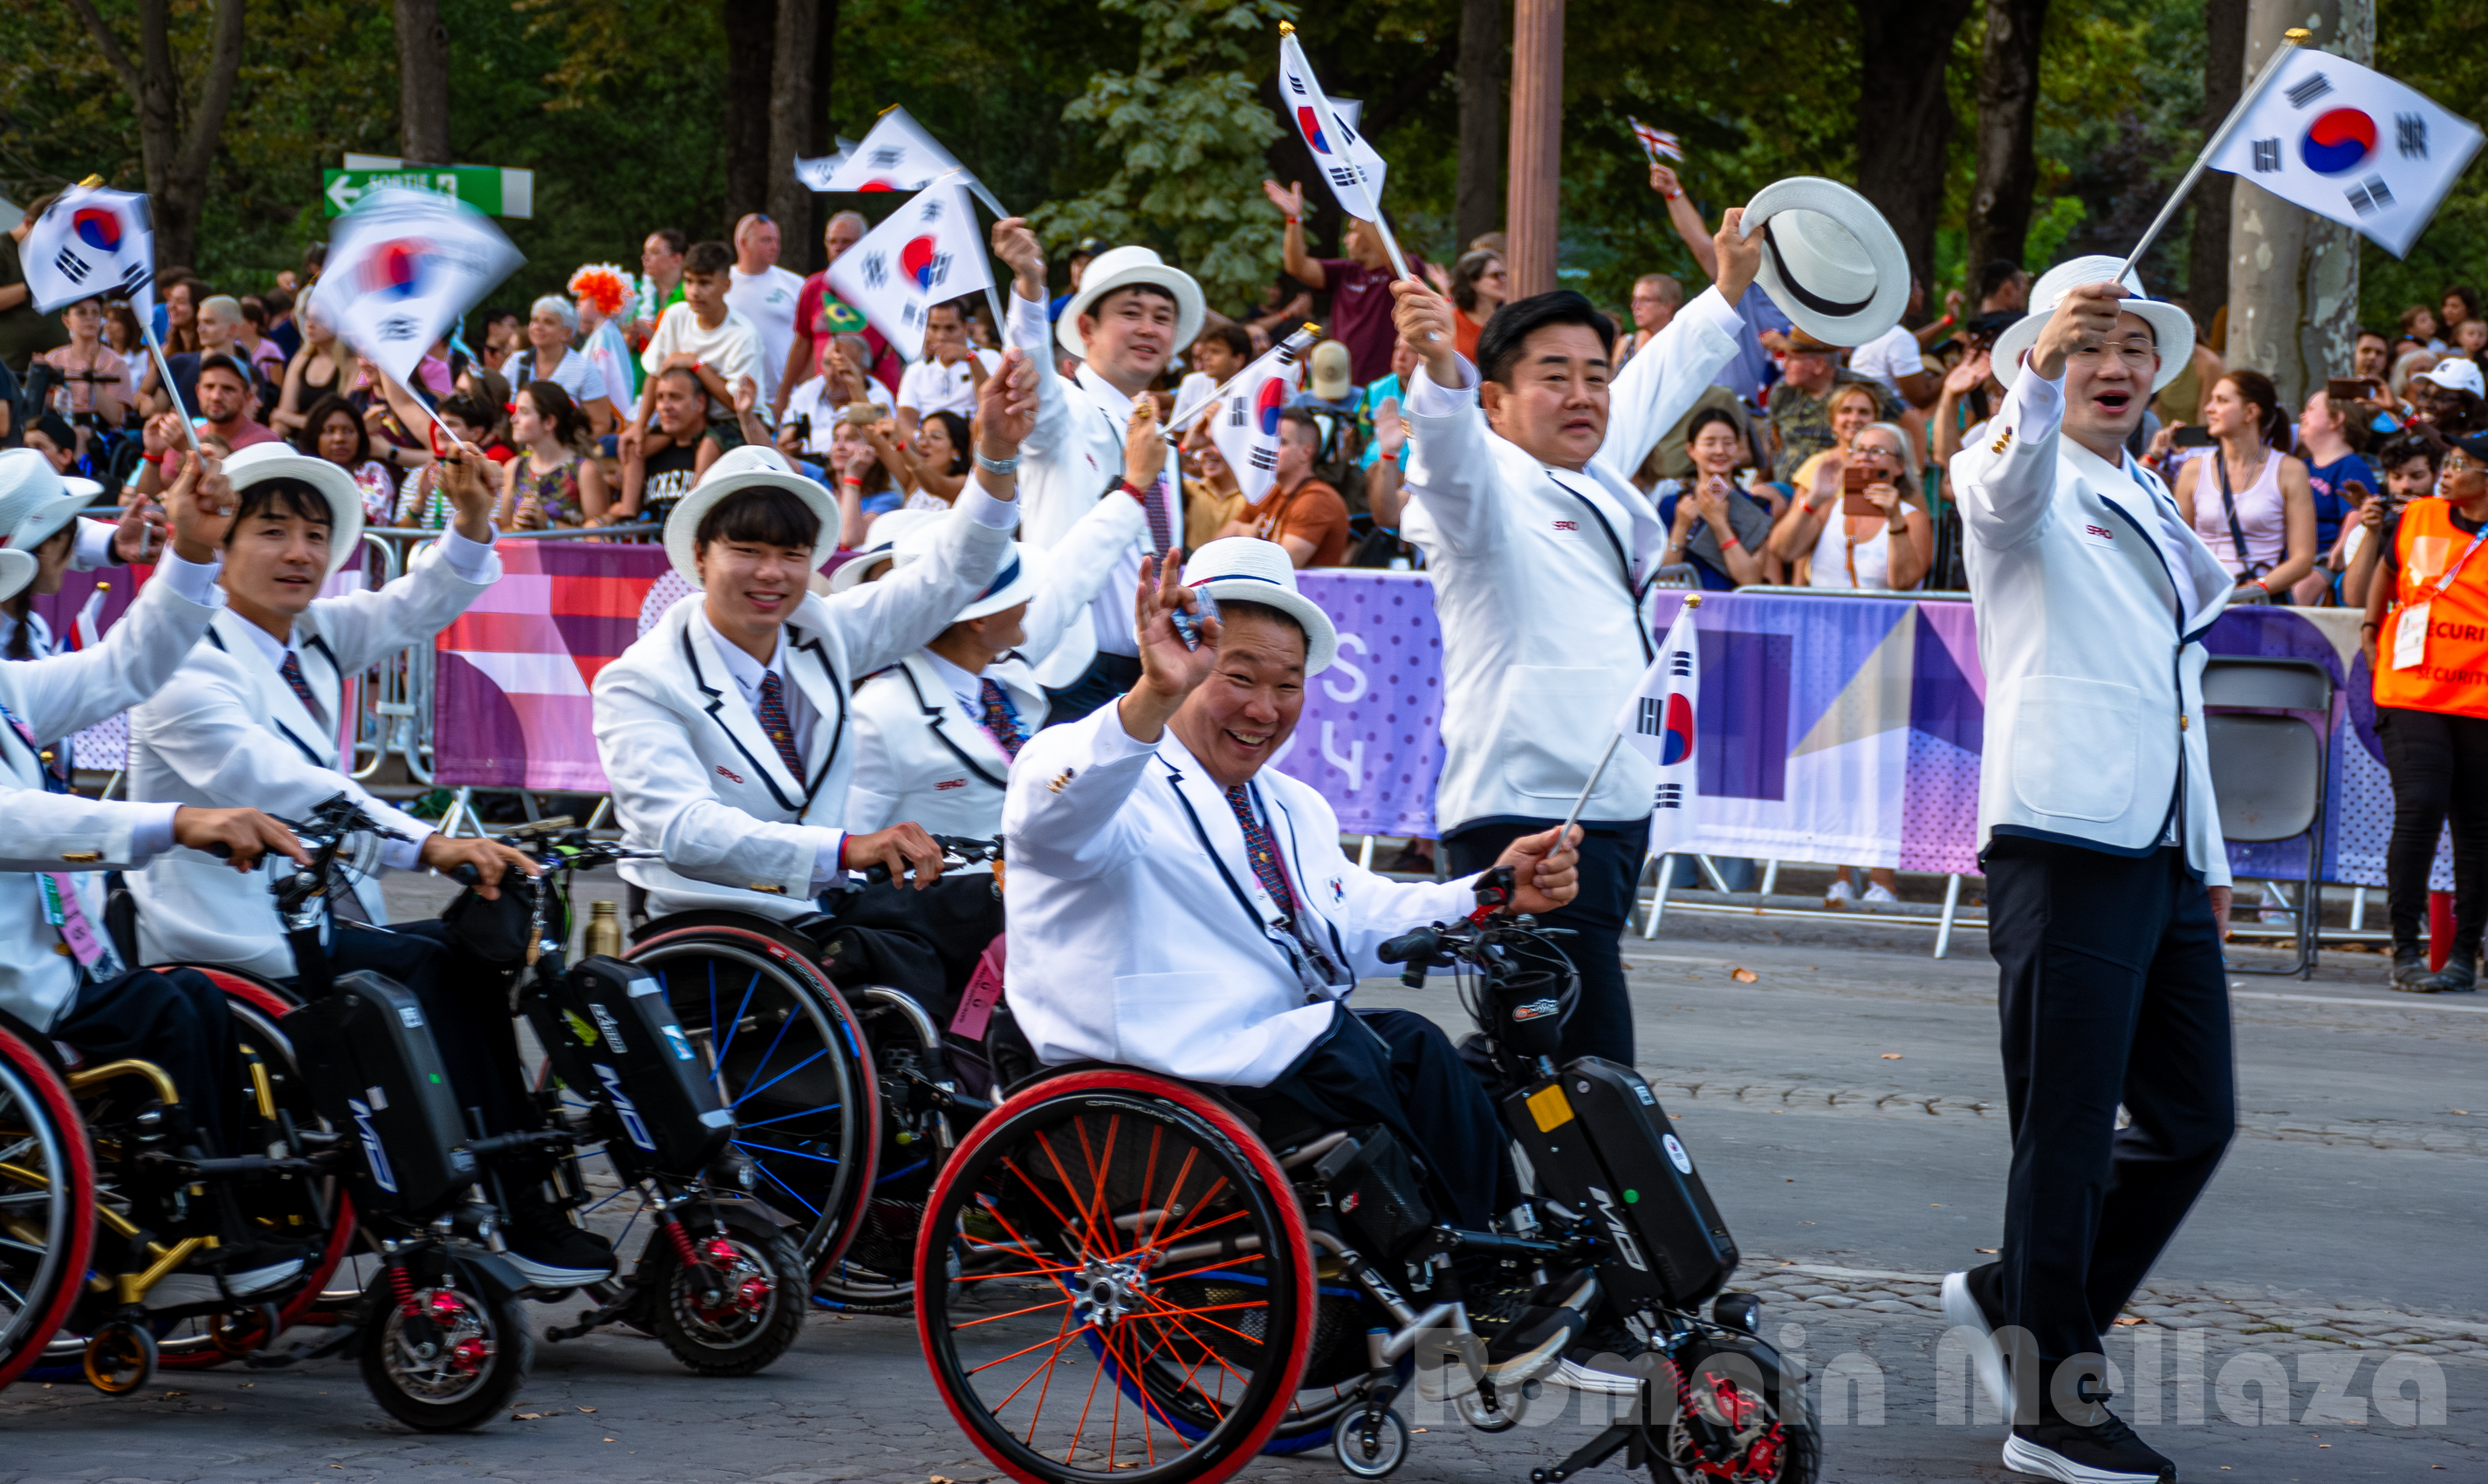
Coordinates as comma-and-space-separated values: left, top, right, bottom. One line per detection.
447, 864, 483, 887
205, 842, 232, 859
1378, 927, 1440, 965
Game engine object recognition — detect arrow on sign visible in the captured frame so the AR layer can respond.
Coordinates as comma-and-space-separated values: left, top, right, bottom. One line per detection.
326, 174, 361, 214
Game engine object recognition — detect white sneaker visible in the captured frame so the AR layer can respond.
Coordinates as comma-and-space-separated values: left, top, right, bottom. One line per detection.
1861, 882, 1900, 905
1551, 1356, 1645, 1395
145, 1257, 304, 1311
1824, 879, 1856, 909
1943, 1269, 2012, 1418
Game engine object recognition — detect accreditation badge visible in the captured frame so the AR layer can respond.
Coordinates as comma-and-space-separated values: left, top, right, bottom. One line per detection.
2393, 601, 2430, 671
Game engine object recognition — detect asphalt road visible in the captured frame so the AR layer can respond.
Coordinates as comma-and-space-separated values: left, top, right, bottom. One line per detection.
2, 872, 2478, 1481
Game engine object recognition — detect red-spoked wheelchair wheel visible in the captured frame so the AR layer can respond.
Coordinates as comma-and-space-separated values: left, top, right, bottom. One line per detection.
914, 1068, 1317, 1484
0, 1015, 97, 1390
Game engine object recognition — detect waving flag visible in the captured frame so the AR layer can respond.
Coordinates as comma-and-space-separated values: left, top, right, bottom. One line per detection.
1196, 326, 1315, 508
798, 106, 1005, 216
1278, 30, 1392, 221
20, 184, 154, 324
68, 581, 108, 652
1616, 600, 1703, 856
1629, 119, 1683, 165
322, 188, 523, 386
823, 179, 991, 362
2204, 46, 2481, 256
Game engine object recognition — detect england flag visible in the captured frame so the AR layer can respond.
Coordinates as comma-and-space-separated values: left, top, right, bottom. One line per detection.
1629, 119, 1683, 165
2206, 46, 2482, 257
1615, 600, 1703, 855
798, 106, 1004, 216
322, 188, 524, 386
20, 185, 154, 324
1278, 31, 1390, 220
823, 179, 992, 363
1189, 326, 1315, 508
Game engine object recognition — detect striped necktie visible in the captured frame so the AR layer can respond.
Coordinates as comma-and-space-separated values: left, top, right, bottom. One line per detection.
757, 671, 805, 779
279, 651, 328, 729
1223, 783, 1297, 917
977, 677, 1026, 759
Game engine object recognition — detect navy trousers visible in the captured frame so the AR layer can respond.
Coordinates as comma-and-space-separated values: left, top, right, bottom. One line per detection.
54, 965, 241, 1155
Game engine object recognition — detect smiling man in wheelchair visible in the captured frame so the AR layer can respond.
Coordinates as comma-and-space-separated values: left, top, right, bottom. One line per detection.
999, 537, 1613, 1388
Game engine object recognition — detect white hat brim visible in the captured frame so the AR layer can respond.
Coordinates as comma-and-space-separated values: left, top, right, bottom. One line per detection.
4, 489, 92, 554
1742, 177, 1911, 347
1057, 262, 1206, 360
663, 468, 843, 583
0, 548, 33, 605
227, 448, 366, 578
1196, 574, 1338, 675
956, 544, 1042, 621
1991, 297, 2196, 394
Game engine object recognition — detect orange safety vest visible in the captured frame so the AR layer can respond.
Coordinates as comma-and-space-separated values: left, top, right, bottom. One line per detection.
2375, 496, 2488, 717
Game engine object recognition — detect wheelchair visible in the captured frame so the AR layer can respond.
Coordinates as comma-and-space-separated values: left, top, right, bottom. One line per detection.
910, 869, 1820, 1484
620, 834, 1014, 1313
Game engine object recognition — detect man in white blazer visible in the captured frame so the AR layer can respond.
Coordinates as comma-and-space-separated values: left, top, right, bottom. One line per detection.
1938, 259, 2238, 1484
986, 219, 1201, 721
1385, 218, 1762, 1068
593, 349, 1036, 930
120, 442, 595, 1281
1004, 538, 1589, 1384
845, 407, 1151, 842
0, 455, 319, 1306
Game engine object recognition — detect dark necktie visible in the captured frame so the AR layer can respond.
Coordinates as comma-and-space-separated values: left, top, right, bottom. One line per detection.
1223, 783, 1296, 917
278, 651, 328, 729
977, 677, 1025, 759
1141, 474, 1174, 557
757, 671, 805, 779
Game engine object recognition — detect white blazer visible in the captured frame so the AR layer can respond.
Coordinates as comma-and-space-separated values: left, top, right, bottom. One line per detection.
129, 538, 502, 977
593, 499, 1015, 924
1951, 371, 2233, 882
1399, 290, 1744, 832
0, 557, 224, 1029
1001, 703, 1477, 1087
1004, 291, 1157, 688
846, 486, 1147, 838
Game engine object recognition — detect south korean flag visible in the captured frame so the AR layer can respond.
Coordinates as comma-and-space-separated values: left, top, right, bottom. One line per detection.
20, 184, 155, 324
323, 188, 524, 387
1194, 326, 1316, 508
823, 179, 992, 363
1278, 31, 1390, 219
797, 106, 1005, 217
1615, 600, 1703, 857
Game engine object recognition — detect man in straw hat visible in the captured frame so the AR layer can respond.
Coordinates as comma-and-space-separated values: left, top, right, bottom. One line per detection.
988, 217, 1203, 723
1002, 537, 1590, 1386
1941, 259, 2238, 1484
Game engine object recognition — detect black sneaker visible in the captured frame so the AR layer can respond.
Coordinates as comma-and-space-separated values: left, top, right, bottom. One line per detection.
502, 1213, 616, 1289
1468, 1270, 1592, 1386
2389, 952, 2445, 993
2435, 954, 2478, 993
1943, 1262, 2012, 1417
145, 1236, 312, 1312
2002, 1406, 2175, 1483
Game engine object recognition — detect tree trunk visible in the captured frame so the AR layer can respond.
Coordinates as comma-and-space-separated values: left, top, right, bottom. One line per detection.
2224, 0, 2371, 407
722, 0, 779, 234
65, 0, 246, 270
1854, 0, 1977, 291
1964, 0, 2048, 277
394, 0, 451, 165
1456, 0, 1504, 250
794, 0, 840, 274
766, 0, 821, 271
1504, 0, 1562, 296
2189, 0, 2249, 324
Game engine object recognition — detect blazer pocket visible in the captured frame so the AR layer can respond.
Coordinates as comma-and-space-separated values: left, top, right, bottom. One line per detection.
2010, 675, 2141, 823
1496, 666, 1627, 803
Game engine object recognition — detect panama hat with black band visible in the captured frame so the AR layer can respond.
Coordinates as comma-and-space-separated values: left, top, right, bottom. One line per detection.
1056, 245, 1206, 359
665, 445, 843, 584
1740, 177, 1911, 348
221, 441, 365, 576
894, 522, 1042, 620
1990, 256, 2195, 394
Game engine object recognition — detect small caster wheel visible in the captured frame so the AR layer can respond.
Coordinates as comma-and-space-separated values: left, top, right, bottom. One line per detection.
1457, 1378, 1529, 1432
86, 1320, 158, 1394
209, 1302, 284, 1358
1333, 1405, 1408, 1478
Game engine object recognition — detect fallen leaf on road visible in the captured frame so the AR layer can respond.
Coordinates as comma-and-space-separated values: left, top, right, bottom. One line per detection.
1731, 968, 1758, 983
2114, 1316, 2145, 1326
513, 1412, 544, 1420
1976, 1248, 1998, 1254
579, 1406, 598, 1412
1881, 1053, 1903, 1060
2451, 1110, 2470, 1116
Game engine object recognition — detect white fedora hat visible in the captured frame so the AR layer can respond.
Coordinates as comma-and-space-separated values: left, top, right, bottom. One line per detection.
223, 441, 365, 576
666, 445, 842, 583
1056, 245, 1205, 359
0, 548, 33, 605
1991, 255, 2196, 393
1741, 178, 1910, 348
826, 507, 948, 594
1182, 537, 1338, 674
0, 449, 94, 562
892, 523, 1041, 620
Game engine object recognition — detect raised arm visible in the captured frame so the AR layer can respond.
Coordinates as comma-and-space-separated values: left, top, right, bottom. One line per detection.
1261, 181, 1326, 289
991, 217, 1077, 461
1649, 166, 1717, 278
1600, 207, 1762, 477
1951, 284, 2126, 550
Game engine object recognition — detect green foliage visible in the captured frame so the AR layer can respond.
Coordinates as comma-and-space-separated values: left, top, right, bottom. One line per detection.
1029, 0, 1294, 306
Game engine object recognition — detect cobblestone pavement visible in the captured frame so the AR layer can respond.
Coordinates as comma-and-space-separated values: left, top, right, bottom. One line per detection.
1, 874, 2478, 1480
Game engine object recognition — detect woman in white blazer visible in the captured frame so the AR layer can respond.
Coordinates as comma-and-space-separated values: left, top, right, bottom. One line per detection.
0, 455, 317, 1304
1387, 219, 1762, 1070
1937, 260, 2238, 1484
844, 443, 1148, 841
593, 350, 1036, 928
